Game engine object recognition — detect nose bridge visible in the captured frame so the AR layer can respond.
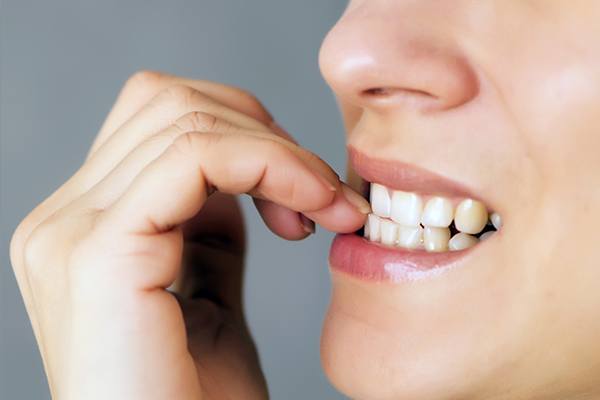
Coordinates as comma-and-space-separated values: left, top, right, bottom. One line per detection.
319, 3, 479, 112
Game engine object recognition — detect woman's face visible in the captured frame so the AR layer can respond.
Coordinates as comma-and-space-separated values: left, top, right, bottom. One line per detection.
319, 1, 600, 399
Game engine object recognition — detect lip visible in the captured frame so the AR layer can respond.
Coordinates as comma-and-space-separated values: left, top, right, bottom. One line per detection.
349, 146, 479, 198
329, 147, 487, 283
329, 234, 471, 282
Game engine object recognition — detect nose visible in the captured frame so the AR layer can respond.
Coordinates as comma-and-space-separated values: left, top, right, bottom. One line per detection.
319, 3, 479, 112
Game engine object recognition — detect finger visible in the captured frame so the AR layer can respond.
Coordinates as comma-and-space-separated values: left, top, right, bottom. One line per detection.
255, 182, 370, 237
78, 110, 366, 244
248, 120, 315, 240
21, 84, 276, 247
86, 84, 272, 181
91, 70, 274, 156
83, 110, 365, 238
305, 183, 370, 233
95, 131, 339, 289
253, 198, 314, 240
79, 112, 338, 211
82, 113, 367, 240
80, 112, 246, 206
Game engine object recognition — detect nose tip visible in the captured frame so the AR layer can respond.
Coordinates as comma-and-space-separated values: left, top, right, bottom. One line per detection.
319, 13, 479, 112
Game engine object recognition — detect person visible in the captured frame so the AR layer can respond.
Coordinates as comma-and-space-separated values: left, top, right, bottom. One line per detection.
9, 1, 600, 399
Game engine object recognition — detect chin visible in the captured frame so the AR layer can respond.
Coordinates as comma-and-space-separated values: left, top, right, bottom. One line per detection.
321, 274, 498, 400
319, 263, 543, 400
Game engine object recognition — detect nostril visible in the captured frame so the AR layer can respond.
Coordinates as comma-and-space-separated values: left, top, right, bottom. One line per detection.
362, 87, 438, 99
361, 86, 442, 110
363, 87, 393, 97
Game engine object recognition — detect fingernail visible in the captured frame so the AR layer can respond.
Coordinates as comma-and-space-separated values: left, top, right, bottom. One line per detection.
299, 214, 316, 234
341, 183, 371, 214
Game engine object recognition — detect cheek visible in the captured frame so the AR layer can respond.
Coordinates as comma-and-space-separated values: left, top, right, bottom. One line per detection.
515, 63, 600, 177
496, 24, 600, 196
504, 47, 600, 292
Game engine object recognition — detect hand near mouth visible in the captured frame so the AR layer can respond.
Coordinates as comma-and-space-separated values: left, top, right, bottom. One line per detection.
9, 71, 369, 400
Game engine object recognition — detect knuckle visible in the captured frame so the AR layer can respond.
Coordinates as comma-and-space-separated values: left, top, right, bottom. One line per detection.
9, 220, 31, 272
161, 84, 203, 110
171, 131, 200, 156
21, 219, 60, 280
170, 130, 222, 157
236, 88, 261, 107
18, 208, 95, 282
10, 205, 50, 272
124, 70, 165, 94
233, 88, 271, 121
177, 111, 218, 133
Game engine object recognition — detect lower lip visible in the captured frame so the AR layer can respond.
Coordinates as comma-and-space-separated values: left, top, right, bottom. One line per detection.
329, 234, 472, 283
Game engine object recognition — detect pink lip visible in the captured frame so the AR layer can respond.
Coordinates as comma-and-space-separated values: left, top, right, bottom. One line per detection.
349, 146, 478, 198
329, 235, 469, 282
329, 147, 481, 283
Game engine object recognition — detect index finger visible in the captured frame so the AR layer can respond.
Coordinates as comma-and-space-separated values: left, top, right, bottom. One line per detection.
91, 70, 275, 155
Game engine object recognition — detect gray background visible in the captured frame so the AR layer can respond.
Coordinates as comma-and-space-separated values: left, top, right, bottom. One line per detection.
0, 1, 349, 398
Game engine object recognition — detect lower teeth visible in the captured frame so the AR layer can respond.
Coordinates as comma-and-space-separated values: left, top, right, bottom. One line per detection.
363, 213, 498, 252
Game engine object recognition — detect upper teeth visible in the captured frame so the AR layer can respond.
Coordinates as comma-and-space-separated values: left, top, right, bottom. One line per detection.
421, 196, 454, 227
390, 190, 423, 226
365, 183, 501, 252
454, 199, 488, 234
370, 183, 391, 218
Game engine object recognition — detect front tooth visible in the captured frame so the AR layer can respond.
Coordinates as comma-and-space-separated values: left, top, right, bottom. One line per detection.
423, 227, 450, 252
390, 191, 423, 226
454, 199, 488, 234
448, 232, 479, 251
364, 216, 371, 239
370, 183, 391, 218
490, 212, 503, 230
367, 214, 381, 242
421, 197, 454, 227
380, 220, 399, 246
397, 225, 423, 249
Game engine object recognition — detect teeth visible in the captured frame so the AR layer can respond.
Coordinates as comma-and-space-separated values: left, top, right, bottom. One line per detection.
479, 231, 495, 241
454, 199, 488, 234
421, 197, 454, 228
367, 214, 381, 242
490, 212, 503, 230
423, 227, 451, 252
370, 183, 391, 218
397, 225, 423, 249
380, 219, 399, 246
364, 183, 500, 253
448, 233, 479, 251
390, 191, 423, 227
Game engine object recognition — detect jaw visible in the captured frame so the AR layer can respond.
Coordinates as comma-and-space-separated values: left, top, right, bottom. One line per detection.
318, 147, 600, 400
321, 179, 600, 400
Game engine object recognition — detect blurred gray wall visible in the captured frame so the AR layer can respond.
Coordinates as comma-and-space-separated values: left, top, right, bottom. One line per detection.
0, 1, 349, 398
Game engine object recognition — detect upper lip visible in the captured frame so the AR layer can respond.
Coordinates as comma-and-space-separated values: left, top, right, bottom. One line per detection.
348, 146, 484, 201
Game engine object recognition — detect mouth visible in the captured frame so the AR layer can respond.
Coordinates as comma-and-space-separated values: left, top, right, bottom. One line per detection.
329, 147, 502, 283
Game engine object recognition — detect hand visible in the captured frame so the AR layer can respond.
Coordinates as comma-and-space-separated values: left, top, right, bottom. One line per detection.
9, 71, 369, 399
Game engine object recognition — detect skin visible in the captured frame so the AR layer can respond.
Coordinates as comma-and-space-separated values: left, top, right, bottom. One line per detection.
9, 0, 600, 399
319, 1, 600, 399
9, 72, 369, 399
